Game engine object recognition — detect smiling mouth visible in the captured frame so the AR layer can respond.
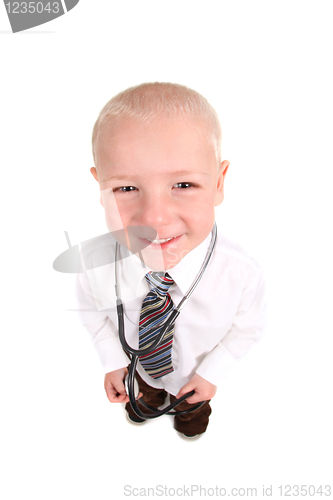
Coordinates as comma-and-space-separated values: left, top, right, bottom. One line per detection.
145, 235, 181, 245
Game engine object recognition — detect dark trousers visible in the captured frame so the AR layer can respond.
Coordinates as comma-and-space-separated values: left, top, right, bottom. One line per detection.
125, 370, 212, 436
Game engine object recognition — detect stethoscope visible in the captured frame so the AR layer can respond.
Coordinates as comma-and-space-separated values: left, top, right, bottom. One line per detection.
115, 222, 217, 419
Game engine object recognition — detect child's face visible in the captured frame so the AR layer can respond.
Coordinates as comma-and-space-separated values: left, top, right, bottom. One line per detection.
91, 115, 229, 270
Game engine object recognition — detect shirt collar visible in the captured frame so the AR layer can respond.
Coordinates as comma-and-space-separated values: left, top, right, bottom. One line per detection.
167, 232, 212, 294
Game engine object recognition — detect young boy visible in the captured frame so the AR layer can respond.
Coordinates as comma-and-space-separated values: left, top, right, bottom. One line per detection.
75, 82, 266, 439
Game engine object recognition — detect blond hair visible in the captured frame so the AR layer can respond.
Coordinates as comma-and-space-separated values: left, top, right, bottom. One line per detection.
92, 82, 222, 165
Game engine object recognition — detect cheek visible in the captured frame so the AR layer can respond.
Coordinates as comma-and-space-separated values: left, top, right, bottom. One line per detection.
100, 190, 124, 231
185, 196, 215, 228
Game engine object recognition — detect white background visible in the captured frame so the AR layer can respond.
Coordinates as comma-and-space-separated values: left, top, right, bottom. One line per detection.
1, 1, 332, 499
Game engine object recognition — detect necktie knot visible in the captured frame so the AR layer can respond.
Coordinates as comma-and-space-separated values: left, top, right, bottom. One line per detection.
145, 271, 174, 296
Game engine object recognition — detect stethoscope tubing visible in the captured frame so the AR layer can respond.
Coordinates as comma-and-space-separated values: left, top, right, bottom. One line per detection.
116, 223, 217, 419
127, 351, 205, 419
118, 300, 204, 418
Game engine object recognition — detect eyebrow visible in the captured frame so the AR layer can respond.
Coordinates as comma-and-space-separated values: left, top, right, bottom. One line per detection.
101, 170, 209, 182
101, 175, 130, 182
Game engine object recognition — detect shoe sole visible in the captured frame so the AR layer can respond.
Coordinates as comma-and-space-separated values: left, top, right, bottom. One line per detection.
125, 412, 147, 426
178, 432, 202, 441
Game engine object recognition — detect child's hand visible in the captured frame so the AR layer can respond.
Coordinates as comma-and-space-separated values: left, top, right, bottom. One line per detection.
176, 373, 217, 404
104, 368, 143, 403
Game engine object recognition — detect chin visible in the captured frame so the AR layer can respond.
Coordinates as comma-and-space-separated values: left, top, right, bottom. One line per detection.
138, 248, 181, 272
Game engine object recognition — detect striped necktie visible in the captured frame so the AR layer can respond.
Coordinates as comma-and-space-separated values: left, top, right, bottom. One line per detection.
138, 272, 175, 379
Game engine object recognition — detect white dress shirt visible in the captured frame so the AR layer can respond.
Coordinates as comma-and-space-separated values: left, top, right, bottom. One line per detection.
75, 229, 266, 396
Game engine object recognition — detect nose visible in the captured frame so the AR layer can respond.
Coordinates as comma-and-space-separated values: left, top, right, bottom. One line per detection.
136, 191, 173, 228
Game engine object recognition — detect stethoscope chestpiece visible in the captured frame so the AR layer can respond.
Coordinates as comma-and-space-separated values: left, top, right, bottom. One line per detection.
124, 374, 140, 399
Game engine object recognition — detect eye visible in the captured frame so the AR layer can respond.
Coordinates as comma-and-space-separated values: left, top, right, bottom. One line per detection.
114, 186, 138, 192
173, 182, 194, 189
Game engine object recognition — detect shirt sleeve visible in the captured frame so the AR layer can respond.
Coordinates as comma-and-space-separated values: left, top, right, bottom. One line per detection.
196, 265, 267, 386
75, 272, 129, 374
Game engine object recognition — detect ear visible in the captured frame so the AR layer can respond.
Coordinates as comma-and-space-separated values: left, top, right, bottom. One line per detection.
90, 167, 104, 207
90, 166, 99, 182
214, 160, 230, 206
